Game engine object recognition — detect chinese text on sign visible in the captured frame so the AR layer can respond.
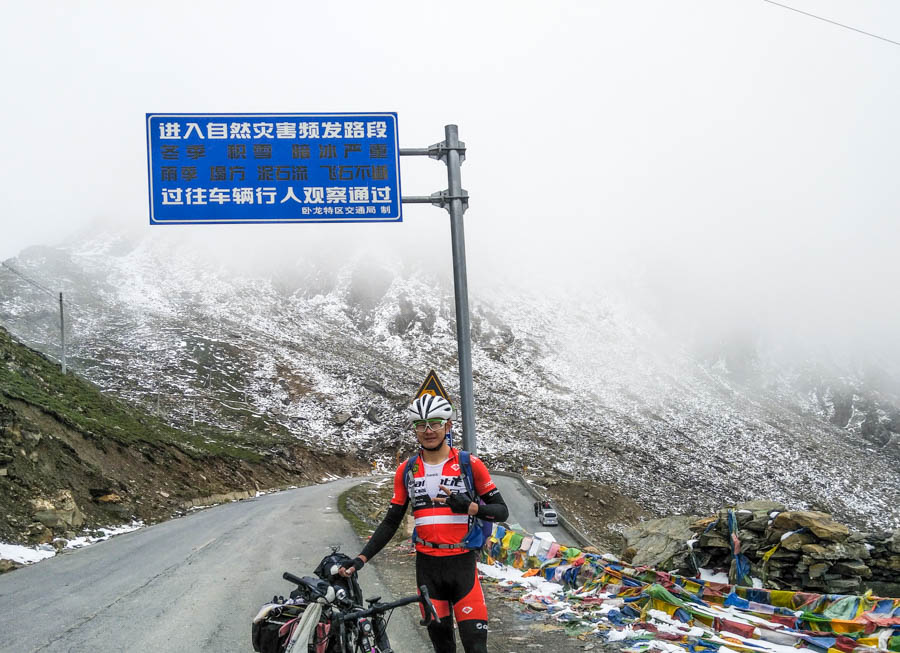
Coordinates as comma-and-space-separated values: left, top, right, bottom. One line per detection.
146, 113, 401, 224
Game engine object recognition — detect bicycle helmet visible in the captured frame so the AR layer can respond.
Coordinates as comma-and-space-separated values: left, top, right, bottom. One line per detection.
407, 394, 453, 423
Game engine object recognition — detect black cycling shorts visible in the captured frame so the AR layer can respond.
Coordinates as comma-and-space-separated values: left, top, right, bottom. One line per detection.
416, 551, 487, 653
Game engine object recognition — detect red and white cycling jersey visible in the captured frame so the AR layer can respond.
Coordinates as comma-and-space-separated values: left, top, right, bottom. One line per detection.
390, 447, 497, 557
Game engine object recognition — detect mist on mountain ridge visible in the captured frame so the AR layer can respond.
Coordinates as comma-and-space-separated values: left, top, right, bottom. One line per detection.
9, 210, 898, 401
2, 224, 899, 529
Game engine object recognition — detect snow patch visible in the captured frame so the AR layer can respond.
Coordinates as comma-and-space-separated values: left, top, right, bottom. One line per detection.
697, 567, 729, 584
0, 542, 56, 564
0, 521, 144, 566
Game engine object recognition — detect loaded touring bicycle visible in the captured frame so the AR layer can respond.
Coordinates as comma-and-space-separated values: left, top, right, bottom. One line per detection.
252, 548, 437, 653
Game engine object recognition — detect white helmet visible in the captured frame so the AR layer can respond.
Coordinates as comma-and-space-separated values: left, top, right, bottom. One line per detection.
407, 394, 453, 423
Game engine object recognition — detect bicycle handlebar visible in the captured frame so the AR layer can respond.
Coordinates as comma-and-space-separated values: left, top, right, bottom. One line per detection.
282, 571, 331, 601
282, 572, 438, 627
418, 585, 438, 627
332, 585, 437, 627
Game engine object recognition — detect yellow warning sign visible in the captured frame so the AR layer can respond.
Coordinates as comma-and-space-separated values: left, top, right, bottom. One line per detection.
414, 369, 452, 405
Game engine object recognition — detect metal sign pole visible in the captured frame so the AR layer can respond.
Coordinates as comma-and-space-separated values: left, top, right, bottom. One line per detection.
400, 124, 475, 453
443, 126, 475, 455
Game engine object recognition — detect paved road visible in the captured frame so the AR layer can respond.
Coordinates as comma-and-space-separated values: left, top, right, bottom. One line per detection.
492, 475, 570, 543
0, 479, 431, 653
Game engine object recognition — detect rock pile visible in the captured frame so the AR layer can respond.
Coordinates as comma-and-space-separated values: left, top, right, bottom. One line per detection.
623, 501, 900, 597
865, 530, 900, 596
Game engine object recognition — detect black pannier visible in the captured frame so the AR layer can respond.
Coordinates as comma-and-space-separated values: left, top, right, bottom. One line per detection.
251, 601, 306, 653
253, 552, 360, 653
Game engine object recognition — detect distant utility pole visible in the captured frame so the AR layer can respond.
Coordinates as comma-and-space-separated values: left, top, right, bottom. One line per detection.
59, 292, 66, 375
1, 261, 68, 374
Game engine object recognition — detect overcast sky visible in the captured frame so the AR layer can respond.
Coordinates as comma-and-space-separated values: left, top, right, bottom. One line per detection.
2, 1, 899, 365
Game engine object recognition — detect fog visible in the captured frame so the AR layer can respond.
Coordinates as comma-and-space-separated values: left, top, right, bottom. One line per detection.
2, 1, 899, 370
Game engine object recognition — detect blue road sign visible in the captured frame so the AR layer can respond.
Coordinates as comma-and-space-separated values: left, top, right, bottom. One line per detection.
146, 113, 401, 224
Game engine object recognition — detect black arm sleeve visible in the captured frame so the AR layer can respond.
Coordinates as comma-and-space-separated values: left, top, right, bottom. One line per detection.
359, 501, 408, 561
476, 488, 509, 522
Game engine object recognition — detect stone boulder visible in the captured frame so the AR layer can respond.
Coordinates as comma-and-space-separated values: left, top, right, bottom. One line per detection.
0, 559, 22, 574
781, 530, 817, 551
831, 560, 872, 578
772, 511, 850, 542
623, 515, 698, 568
731, 501, 785, 532
361, 380, 389, 397
30, 490, 85, 530
800, 541, 870, 561
365, 407, 381, 424
734, 500, 786, 513
332, 412, 352, 426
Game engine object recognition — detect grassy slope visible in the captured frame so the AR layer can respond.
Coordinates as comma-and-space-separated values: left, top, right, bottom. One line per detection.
0, 326, 280, 462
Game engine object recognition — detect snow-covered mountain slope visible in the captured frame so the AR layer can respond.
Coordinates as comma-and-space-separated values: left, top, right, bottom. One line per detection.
1, 233, 898, 531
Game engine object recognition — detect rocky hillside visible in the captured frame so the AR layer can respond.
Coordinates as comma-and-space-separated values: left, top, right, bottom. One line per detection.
1, 232, 898, 532
0, 325, 364, 546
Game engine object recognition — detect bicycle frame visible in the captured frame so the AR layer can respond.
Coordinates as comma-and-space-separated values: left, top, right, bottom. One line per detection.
332, 591, 434, 652
281, 570, 437, 653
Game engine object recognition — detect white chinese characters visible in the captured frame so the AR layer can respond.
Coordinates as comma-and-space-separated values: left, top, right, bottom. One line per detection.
161, 186, 391, 207
158, 119, 389, 140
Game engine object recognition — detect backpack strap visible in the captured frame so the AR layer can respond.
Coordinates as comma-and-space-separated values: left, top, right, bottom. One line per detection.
403, 455, 418, 504
403, 455, 419, 546
456, 450, 485, 547
458, 449, 475, 496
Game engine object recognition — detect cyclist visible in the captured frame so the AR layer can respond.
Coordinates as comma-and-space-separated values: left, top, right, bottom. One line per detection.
339, 394, 509, 653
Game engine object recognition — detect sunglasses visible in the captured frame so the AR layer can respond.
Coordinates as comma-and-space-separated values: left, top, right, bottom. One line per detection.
413, 419, 448, 433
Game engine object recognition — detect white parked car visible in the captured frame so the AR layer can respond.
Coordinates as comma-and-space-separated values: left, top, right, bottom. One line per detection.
538, 508, 558, 527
